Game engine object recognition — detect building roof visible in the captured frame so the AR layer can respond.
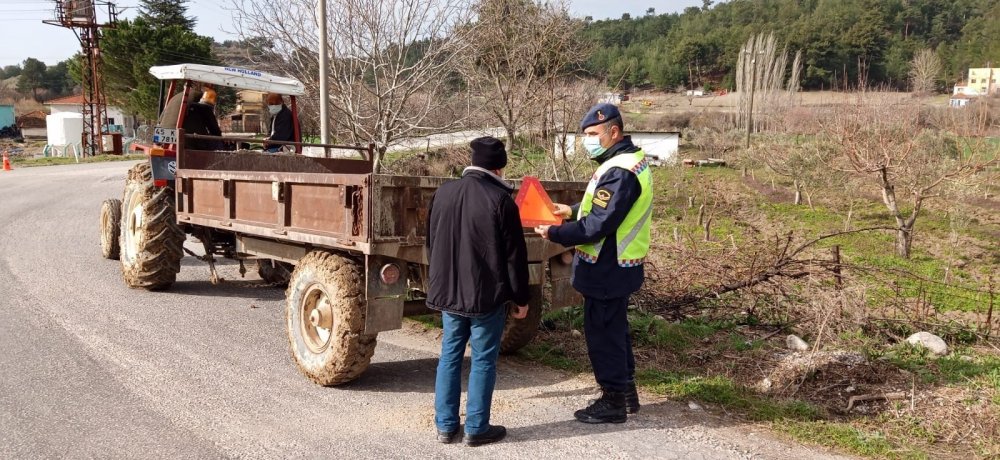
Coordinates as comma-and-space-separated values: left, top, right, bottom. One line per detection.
951, 94, 974, 100
44, 94, 86, 105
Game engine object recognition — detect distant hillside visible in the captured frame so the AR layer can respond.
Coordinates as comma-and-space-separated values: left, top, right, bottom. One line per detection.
581, 0, 1000, 91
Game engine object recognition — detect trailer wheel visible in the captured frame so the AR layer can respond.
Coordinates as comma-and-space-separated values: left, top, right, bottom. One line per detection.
119, 162, 185, 290
286, 251, 376, 385
257, 259, 293, 286
500, 285, 544, 354
100, 198, 122, 260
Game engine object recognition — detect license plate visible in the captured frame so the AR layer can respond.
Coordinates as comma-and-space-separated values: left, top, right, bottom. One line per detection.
153, 127, 178, 144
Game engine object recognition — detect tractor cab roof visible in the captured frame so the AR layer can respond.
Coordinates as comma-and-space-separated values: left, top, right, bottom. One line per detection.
149, 64, 305, 96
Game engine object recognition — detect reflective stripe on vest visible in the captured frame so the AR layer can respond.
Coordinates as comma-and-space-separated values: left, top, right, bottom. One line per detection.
576, 149, 653, 267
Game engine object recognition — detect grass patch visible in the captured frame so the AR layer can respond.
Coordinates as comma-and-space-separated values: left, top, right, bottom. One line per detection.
635, 369, 822, 422
879, 344, 1000, 385
406, 314, 442, 330
12, 154, 146, 167
778, 421, 923, 459
627, 312, 732, 353
542, 305, 585, 331
984, 367, 1000, 407
518, 342, 585, 372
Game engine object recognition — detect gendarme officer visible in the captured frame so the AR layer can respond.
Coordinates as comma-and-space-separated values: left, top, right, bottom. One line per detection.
535, 103, 652, 424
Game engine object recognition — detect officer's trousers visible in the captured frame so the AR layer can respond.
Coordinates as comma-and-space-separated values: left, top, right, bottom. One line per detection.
583, 295, 636, 393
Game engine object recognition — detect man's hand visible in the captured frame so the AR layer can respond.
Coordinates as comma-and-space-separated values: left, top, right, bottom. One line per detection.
511, 305, 529, 319
534, 225, 551, 239
552, 203, 572, 219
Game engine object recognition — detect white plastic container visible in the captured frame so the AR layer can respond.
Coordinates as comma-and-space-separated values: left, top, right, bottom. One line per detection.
46, 112, 84, 146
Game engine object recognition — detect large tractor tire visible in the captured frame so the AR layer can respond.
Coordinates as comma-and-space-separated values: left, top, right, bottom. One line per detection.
119, 162, 185, 290
286, 251, 377, 386
500, 285, 544, 354
99, 198, 122, 260
257, 259, 293, 286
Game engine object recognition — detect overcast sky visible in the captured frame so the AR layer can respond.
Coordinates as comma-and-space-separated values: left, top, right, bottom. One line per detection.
0, 0, 703, 68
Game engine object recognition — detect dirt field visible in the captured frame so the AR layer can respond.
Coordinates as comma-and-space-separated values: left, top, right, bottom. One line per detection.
619, 90, 951, 115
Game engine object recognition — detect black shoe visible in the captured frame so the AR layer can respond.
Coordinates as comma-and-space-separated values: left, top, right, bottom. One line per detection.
575, 391, 627, 424
625, 381, 640, 414
464, 425, 507, 447
437, 429, 460, 444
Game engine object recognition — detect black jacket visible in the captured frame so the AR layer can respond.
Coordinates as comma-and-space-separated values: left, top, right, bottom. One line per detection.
548, 136, 645, 299
269, 105, 295, 142
425, 168, 530, 317
183, 102, 223, 151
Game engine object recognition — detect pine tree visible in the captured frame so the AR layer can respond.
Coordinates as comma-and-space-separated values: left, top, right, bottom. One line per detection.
139, 0, 196, 30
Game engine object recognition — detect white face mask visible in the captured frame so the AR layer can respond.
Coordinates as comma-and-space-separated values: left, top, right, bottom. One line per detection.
268, 104, 282, 115
582, 135, 606, 158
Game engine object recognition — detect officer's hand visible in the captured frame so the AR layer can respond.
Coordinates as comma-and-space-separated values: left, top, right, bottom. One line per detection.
511, 305, 529, 319
534, 225, 551, 239
552, 203, 572, 218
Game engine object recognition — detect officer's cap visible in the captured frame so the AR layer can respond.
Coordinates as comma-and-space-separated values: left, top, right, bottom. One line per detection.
579, 103, 621, 132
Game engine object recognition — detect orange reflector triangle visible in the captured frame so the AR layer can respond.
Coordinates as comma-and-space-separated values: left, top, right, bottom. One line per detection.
515, 176, 563, 227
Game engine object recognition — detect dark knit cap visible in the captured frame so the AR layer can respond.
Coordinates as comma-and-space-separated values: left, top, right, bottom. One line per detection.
470, 136, 507, 170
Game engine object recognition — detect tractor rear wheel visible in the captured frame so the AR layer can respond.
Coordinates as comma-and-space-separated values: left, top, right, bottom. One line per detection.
119, 162, 185, 290
500, 285, 544, 354
257, 259, 293, 286
99, 198, 122, 260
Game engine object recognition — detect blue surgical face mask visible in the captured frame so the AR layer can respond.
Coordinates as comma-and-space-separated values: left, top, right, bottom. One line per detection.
582, 134, 606, 158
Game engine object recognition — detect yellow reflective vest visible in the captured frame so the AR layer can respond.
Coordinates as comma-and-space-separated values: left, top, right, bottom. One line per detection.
576, 150, 653, 267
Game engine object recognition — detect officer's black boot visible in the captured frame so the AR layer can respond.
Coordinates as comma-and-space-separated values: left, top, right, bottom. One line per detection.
575, 390, 627, 424
625, 380, 640, 414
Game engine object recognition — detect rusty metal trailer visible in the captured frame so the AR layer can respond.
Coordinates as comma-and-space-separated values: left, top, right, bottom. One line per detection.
98, 64, 587, 386
106, 133, 585, 385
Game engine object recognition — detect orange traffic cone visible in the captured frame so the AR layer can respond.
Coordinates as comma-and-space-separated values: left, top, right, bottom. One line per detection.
2, 152, 12, 171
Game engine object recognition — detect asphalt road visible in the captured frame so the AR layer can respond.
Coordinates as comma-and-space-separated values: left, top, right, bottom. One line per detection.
0, 161, 850, 459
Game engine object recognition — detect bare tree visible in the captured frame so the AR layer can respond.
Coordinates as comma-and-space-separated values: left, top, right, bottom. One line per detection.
749, 136, 835, 206
459, 0, 588, 152
544, 78, 601, 180
909, 49, 941, 95
230, 0, 473, 171
824, 92, 998, 258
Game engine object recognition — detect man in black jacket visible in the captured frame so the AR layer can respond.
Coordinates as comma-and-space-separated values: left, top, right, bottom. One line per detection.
264, 93, 295, 153
426, 136, 529, 447
183, 88, 223, 151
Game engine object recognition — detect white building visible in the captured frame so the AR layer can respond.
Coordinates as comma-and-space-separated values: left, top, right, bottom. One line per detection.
952, 85, 981, 96
557, 131, 681, 165
44, 94, 135, 137
949, 93, 973, 108
599, 92, 623, 105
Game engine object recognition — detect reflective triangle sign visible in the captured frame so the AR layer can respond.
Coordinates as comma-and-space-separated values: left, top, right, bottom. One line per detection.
514, 176, 563, 227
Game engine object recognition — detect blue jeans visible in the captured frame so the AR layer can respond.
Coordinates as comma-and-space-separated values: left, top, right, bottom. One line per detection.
434, 307, 506, 436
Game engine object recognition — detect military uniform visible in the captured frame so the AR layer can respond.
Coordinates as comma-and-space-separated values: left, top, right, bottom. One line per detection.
546, 104, 653, 423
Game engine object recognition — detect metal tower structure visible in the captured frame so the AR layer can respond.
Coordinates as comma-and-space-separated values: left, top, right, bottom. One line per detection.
45, 1, 119, 156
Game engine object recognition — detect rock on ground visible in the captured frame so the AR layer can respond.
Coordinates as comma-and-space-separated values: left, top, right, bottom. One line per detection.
906, 332, 949, 356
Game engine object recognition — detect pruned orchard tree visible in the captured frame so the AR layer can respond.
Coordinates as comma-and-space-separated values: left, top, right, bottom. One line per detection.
748, 136, 835, 207
231, 0, 473, 172
908, 49, 941, 95
823, 92, 998, 258
460, 0, 589, 153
